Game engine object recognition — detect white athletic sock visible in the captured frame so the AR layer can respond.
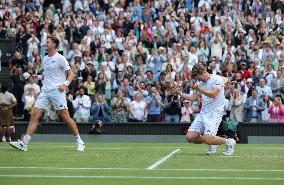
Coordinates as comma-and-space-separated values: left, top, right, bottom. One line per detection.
22, 135, 31, 145
10, 126, 15, 133
225, 139, 230, 145
75, 134, 83, 143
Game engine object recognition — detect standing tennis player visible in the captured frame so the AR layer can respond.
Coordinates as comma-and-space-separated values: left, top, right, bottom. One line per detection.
9, 36, 85, 151
177, 64, 236, 155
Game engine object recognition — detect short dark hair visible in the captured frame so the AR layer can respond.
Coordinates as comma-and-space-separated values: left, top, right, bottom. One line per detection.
1, 84, 8, 93
146, 70, 153, 74
47, 35, 60, 48
79, 86, 85, 92
191, 64, 206, 79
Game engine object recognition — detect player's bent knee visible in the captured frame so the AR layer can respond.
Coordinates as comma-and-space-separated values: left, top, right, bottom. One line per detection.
58, 109, 71, 121
186, 132, 199, 143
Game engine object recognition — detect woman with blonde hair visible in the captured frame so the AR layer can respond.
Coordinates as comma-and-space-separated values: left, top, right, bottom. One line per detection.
268, 96, 284, 122
229, 89, 243, 122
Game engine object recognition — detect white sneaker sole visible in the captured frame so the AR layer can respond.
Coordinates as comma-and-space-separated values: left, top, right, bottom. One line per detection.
76, 143, 85, 152
206, 151, 217, 155
9, 142, 28, 152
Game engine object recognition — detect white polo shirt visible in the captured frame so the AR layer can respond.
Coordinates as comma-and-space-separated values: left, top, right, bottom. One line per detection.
42, 52, 71, 92
199, 74, 225, 114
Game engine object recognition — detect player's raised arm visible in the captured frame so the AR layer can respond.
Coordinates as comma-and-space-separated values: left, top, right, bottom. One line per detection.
193, 84, 220, 99
175, 85, 198, 102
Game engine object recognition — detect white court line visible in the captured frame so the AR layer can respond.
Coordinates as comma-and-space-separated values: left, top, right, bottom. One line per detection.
1, 166, 284, 172
1, 145, 284, 150
156, 168, 284, 172
0, 175, 283, 180
147, 149, 180, 170
0, 146, 203, 150
0, 167, 141, 170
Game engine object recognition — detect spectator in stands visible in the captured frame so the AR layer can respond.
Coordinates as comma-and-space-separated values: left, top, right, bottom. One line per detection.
22, 87, 35, 121
110, 89, 129, 123
91, 94, 109, 122
146, 87, 162, 122
119, 78, 133, 99
271, 70, 284, 99
144, 70, 155, 90
133, 81, 148, 98
281, 64, 284, 78
11, 66, 25, 118
244, 89, 265, 122
24, 75, 40, 96
83, 75, 95, 102
163, 87, 181, 123
251, 68, 262, 87
0, 84, 17, 142
256, 78, 273, 99
229, 89, 244, 122
72, 87, 91, 123
27, 34, 40, 61
268, 96, 284, 122
262, 94, 272, 122
165, 64, 176, 82
180, 99, 193, 123
95, 72, 106, 95
129, 92, 147, 122
0, 48, 2, 72
81, 61, 97, 82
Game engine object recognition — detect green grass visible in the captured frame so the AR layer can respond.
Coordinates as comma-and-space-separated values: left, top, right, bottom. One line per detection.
0, 142, 284, 185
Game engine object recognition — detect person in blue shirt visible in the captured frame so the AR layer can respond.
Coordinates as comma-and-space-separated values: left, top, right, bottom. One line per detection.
256, 78, 273, 98
244, 89, 265, 122
146, 87, 162, 122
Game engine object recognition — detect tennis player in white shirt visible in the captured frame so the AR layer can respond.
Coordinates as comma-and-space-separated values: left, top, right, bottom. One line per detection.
9, 36, 85, 152
177, 64, 236, 155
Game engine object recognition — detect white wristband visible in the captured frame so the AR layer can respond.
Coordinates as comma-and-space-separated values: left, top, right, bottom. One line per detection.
63, 81, 70, 86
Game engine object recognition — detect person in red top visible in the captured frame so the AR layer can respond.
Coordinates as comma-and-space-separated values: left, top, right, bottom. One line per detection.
199, 25, 213, 34
240, 62, 251, 80
247, 61, 256, 77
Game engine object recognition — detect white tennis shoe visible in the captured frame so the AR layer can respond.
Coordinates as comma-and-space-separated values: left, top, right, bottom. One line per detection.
76, 141, 85, 152
9, 140, 28, 151
206, 145, 218, 155
223, 138, 236, 156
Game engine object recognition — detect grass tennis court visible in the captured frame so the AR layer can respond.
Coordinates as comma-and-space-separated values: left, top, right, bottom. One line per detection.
0, 142, 284, 185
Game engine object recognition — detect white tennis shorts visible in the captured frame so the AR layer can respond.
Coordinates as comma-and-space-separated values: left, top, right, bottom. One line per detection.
188, 111, 223, 136
34, 89, 67, 111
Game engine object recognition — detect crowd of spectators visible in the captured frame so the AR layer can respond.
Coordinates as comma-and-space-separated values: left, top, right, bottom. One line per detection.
1, 0, 284, 124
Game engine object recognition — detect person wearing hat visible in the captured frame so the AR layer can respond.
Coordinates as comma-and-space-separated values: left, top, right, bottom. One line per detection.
239, 62, 251, 80
180, 99, 193, 123
24, 74, 40, 96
